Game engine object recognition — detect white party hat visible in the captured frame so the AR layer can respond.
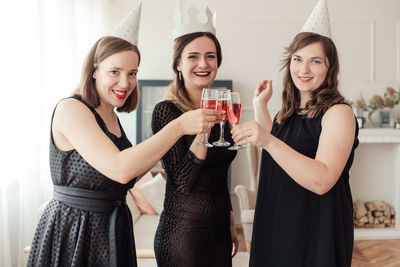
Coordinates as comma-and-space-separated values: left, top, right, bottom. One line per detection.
172, 5, 216, 40
301, 0, 331, 38
110, 2, 142, 45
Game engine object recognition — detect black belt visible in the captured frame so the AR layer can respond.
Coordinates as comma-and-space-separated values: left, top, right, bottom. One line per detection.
53, 185, 136, 267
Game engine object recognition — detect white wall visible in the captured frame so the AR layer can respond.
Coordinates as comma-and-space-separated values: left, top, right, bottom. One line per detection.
104, 0, 400, 221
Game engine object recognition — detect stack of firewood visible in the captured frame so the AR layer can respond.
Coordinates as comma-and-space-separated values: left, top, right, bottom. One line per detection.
353, 200, 395, 228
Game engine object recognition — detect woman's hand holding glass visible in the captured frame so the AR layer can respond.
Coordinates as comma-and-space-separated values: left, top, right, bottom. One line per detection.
231, 120, 271, 149
178, 108, 219, 136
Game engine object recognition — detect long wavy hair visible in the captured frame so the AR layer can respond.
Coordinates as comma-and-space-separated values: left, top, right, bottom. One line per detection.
277, 32, 344, 123
164, 32, 222, 112
73, 36, 141, 113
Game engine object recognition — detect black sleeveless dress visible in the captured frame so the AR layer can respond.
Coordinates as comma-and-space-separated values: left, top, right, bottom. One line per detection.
249, 109, 359, 267
28, 96, 137, 267
151, 101, 237, 267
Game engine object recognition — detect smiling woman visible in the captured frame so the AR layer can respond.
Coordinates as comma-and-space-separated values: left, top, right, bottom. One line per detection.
152, 28, 239, 266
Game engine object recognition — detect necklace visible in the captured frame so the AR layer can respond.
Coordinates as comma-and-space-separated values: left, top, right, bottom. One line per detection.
296, 108, 308, 116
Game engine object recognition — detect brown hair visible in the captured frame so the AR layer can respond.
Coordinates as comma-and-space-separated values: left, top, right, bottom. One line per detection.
73, 36, 141, 113
277, 32, 344, 123
164, 32, 222, 112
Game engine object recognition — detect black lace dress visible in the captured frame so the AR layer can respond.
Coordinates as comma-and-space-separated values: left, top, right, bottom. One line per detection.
28, 96, 137, 267
152, 100, 237, 267
249, 109, 359, 267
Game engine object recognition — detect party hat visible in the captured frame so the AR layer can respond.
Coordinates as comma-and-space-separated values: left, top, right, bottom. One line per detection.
110, 2, 142, 45
172, 5, 216, 40
301, 0, 331, 38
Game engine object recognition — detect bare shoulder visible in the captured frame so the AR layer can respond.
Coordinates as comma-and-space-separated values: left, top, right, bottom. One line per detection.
53, 98, 97, 133
322, 104, 354, 124
55, 98, 94, 121
56, 97, 89, 114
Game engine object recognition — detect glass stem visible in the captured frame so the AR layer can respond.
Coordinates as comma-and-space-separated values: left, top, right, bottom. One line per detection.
219, 122, 225, 141
202, 133, 208, 143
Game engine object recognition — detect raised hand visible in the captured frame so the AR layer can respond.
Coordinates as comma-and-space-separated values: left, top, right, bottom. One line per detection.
253, 80, 273, 108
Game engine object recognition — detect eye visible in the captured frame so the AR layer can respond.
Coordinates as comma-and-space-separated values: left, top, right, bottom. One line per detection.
207, 54, 216, 59
188, 55, 197, 59
110, 70, 118, 75
312, 60, 321, 64
292, 57, 301, 62
129, 71, 137, 77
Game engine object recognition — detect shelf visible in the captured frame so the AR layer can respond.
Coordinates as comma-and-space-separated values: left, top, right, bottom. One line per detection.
352, 128, 400, 240
355, 228, 400, 240
358, 128, 400, 143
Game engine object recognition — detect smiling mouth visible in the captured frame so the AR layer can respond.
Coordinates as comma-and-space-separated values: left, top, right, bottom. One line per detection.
298, 76, 313, 83
112, 89, 127, 99
194, 72, 211, 78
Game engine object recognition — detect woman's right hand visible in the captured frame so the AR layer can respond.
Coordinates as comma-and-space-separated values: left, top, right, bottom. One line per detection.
178, 109, 220, 135
253, 80, 273, 108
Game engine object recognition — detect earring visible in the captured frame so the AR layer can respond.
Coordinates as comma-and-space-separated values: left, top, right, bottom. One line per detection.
92, 73, 96, 79
178, 71, 182, 81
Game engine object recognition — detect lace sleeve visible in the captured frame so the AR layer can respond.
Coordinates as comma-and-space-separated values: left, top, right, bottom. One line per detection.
151, 101, 203, 193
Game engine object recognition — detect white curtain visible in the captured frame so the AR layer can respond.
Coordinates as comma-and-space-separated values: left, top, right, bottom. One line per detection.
0, 0, 121, 266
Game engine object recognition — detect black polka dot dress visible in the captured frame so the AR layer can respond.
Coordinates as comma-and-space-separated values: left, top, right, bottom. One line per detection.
28, 96, 137, 267
152, 101, 237, 267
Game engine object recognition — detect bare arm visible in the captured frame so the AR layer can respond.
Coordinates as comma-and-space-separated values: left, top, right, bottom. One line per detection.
231, 104, 356, 195
253, 80, 273, 133
53, 98, 217, 184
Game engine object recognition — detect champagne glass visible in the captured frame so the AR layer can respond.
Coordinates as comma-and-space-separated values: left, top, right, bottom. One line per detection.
227, 92, 245, 150
212, 89, 231, 147
197, 88, 218, 147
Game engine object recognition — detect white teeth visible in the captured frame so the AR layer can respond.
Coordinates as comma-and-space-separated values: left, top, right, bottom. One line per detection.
113, 90, 126, 96
195, 72, 209, 76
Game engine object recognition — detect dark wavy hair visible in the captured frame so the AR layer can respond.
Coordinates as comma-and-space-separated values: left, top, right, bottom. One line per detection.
164, 32, 222, 112
73, 36, 141, 113
278, 32, 344, 123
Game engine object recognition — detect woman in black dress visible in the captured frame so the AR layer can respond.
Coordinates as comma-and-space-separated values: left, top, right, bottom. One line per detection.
152, 31, 238, 267
231, 32, 359, 266
27, 33, 220, 266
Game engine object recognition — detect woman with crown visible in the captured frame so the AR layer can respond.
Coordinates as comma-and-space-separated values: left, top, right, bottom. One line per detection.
27, 4, 220, 267
151, 6, 239, 267
231, 0, 358, 266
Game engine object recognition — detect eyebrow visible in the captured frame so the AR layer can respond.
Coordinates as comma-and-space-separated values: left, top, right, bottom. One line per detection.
293, 54, 323, 60
188, 52, 217, 55
108, 67, 138, 71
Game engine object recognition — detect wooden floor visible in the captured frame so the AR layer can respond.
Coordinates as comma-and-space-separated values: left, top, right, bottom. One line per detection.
236, 227, 400, 266
352, 239, 400, 267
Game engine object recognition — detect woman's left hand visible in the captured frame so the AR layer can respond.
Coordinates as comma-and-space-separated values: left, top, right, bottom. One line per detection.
230, 224, 239, 257
231, 120, 270, 148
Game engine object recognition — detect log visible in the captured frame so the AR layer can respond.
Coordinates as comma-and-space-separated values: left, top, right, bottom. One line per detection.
367, 212, 374, 224
354, 200, 367, 219
353, 200, 395, 229
365, 201, 377, 212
